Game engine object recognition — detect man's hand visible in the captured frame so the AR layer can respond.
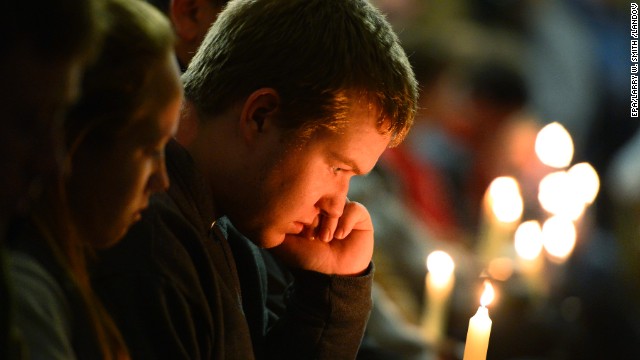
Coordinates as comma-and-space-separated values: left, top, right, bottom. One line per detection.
270, 199, 373, 276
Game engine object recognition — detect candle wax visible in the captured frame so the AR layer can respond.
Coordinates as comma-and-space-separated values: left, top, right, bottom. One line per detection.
462, 306, 492, 360
421, 272, 454, 344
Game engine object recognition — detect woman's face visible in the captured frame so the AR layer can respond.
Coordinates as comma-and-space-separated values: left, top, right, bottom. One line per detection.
69, 53, 182, 248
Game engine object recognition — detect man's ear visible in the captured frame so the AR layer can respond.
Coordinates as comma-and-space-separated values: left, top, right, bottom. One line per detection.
240, 88, 280, 143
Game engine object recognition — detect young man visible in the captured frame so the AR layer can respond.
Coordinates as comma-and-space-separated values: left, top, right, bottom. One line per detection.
93, 0, 417, 358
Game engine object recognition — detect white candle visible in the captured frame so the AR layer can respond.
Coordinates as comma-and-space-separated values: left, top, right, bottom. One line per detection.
421, 250, 455, 345
478, 177, 523, 263
463, 281, 494, 360
514, 220, 546, 297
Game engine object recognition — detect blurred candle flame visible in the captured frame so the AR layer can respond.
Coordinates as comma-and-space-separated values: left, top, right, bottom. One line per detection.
538, 171, 585, 221
487, 177, 523, 223
542, 216, 577, 261
567, 162, 600, 205
514, 220, 544, 260
480, 281, 495, 307
426, 250, 455, 286
535, 122, 574, 168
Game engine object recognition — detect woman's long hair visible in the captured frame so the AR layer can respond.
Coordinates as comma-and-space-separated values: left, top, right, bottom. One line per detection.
30, 175, 128, 360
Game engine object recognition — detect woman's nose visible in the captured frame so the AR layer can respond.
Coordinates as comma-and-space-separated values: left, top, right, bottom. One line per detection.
149, 159, 170, 193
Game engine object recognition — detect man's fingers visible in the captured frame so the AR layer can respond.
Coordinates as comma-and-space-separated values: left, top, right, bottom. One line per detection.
334, 201, 371, 239
300, 199, 371, 242
318, 215, 339, 242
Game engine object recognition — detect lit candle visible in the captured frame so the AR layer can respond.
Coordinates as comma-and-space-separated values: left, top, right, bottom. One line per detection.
535, 122, 574, 169
479, 177, 523, 263
421, 250, 455, 345
463, 281, 494, 360
538, 170, 585, 221
567, 162, 600, 206
514, 220, 545, 296
541, 215, 577, 263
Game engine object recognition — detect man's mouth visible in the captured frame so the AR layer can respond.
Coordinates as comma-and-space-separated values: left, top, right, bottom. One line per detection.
295, 215, 324, 240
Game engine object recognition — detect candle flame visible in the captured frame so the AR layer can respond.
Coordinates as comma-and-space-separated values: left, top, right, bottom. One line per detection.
514, 220, 544, 260
535, 122, 574, 168
567, 162, 600, 205
487, 177, 523, 223
426, 250, 455, 285
480, 280, 495, 307
538, 171, 586, 221
542, 216, 577, 262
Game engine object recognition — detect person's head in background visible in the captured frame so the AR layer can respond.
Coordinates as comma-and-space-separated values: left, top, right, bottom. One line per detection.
400, 34, 454, 128
180, 0, 417, 249
64, 0, 182, 250
451, 59, 530, 232
145, 0, 230, 70
454, 59, 528, 151
0, 0, 100, 228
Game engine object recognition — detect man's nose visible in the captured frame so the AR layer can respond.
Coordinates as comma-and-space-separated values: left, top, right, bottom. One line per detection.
318, 182, 350, 218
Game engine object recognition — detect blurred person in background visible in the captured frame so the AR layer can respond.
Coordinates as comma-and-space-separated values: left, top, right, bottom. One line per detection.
6, 0, 182, 358
366, 0, 638, 358
145, 0, 229, 71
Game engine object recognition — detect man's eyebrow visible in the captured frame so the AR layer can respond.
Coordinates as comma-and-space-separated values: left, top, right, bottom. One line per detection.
329, 151, 364, 175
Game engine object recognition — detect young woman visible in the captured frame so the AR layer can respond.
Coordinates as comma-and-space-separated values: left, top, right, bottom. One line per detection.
1, 1, 100, 358
7, 0, 182, 358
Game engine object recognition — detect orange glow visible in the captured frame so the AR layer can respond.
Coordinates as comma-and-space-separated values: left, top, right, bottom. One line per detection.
487, 257, 514, 282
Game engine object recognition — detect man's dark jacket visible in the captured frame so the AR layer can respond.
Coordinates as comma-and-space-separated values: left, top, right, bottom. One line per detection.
92, 140, 373, 359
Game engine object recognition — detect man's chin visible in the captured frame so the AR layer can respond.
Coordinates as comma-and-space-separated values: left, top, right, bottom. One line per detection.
252, 231, 286, 249
235, 221, 287, 248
